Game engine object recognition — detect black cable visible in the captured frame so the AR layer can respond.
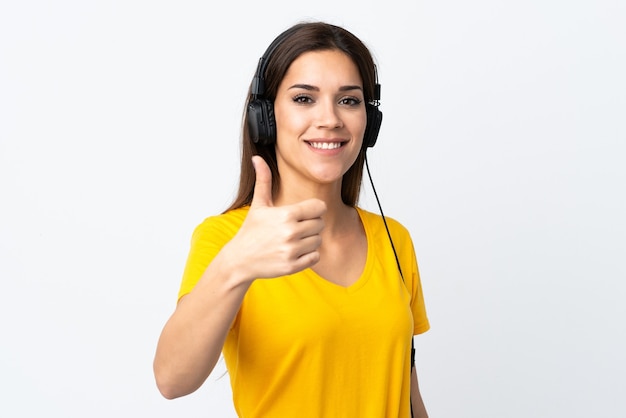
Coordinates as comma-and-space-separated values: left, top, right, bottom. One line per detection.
364, 151, 415, 418
364, 152, 404, 283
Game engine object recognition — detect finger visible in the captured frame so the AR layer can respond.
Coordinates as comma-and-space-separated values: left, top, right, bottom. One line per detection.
290, 198, 327, 221
250, 155, 273, 208
295, 234, 323, 257
293, 218, 325, 239
293, 250, 321, 271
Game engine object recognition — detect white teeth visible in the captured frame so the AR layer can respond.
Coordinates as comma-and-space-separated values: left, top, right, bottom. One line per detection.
309, 142, 342, 150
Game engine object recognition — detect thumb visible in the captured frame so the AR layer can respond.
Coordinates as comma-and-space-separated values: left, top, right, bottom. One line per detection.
250, 155, 273, 208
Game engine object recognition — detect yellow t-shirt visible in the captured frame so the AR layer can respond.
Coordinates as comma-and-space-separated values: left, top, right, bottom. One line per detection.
178, 206, 429, 418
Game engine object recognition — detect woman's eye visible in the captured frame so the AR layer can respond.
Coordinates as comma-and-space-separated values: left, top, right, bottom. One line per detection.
340, 97, 362, 106
293, 95, 313, 104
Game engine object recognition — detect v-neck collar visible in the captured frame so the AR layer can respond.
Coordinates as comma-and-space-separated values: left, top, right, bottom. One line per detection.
303, 207, 373, 294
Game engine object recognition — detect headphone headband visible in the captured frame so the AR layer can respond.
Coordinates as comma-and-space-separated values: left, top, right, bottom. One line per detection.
251, 26, 300, 98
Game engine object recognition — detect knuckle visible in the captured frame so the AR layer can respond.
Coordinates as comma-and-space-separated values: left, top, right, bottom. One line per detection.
280, 227, 298, 242
278, 243, 298, 261
279, 208, 296, 223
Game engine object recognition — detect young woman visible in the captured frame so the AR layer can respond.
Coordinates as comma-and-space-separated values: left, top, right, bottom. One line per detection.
154, 21, 430, 417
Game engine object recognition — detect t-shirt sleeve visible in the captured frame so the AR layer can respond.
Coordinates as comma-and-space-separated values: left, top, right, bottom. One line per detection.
408, 239, 430, 335
177, 212, 244, 301
391, 219, 430, 335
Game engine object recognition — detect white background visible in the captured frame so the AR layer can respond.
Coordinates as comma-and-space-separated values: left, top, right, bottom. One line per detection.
1, 1, 625, 417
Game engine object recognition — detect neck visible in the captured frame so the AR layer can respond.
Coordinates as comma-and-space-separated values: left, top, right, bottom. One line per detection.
274, 180, 356, 235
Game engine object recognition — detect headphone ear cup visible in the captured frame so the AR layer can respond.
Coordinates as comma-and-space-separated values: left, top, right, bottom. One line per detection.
364, 103, 383, 148
247, 99, 276, 145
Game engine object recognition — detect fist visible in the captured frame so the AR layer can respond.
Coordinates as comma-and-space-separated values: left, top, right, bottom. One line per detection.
230, 156, 326, 280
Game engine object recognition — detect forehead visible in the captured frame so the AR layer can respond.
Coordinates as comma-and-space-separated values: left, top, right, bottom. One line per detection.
280, 49, 363, 88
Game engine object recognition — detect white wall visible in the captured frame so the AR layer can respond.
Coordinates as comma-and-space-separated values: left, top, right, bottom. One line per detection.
1, 1, 624, 417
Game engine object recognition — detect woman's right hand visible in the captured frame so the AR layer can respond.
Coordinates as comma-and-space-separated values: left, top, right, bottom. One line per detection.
226, 155, 326, 281
154, 156, 326, 399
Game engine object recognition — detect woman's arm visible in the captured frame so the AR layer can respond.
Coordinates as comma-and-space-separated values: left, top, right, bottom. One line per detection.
153, 247, 252, 399
153, 156, 326, 399
411, 366, 429, 418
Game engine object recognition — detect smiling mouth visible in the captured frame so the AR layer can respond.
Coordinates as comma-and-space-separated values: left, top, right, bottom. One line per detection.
307, 141, 346, 150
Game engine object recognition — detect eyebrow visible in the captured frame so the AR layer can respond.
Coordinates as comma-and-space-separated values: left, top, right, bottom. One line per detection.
287, 83, 363, 92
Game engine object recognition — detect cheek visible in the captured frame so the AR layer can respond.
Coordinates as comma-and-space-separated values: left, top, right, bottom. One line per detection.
276, 112, 298, 130
275, 106, 307, 139
351, 112, 368, 142
274, 111, 307, 153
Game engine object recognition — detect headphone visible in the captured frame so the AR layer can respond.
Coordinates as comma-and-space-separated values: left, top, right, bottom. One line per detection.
247, 27, 383, 148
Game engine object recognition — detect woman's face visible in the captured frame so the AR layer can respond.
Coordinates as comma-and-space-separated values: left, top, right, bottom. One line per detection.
273, 49, 366, 194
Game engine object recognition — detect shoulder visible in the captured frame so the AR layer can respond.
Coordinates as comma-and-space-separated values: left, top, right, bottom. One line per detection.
356, 207, 411, 240
191, 206, 250, 243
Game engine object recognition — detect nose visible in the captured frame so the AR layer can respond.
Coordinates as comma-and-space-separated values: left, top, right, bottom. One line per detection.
315, 99, 343, 129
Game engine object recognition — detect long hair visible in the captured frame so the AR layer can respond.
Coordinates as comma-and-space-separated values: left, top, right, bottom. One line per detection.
225, 21, 378, 212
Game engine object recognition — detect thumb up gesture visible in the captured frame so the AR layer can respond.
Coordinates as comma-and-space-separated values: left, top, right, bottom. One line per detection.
227, 156, 326, 281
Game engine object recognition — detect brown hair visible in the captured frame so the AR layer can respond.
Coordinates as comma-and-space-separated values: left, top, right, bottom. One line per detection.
225, 21, 378, 212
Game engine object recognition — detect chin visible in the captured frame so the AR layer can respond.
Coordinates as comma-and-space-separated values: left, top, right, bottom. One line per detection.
309, 168, 348, 185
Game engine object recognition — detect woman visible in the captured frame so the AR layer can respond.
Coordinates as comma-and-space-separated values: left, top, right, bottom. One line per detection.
154, 21, 430, 417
